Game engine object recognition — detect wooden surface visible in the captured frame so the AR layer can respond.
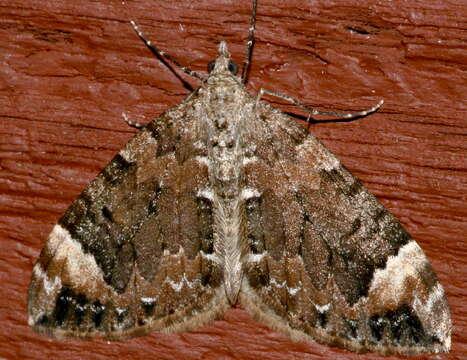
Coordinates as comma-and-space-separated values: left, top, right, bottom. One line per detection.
0, 0, 465, 359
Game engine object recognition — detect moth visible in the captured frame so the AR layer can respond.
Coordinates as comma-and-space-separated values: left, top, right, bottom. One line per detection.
28, 0, 451, 356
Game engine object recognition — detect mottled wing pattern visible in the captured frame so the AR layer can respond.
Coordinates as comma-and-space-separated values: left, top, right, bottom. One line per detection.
28, 95, 228, 339
240, 101, 451, 355
27, 19, 450, 353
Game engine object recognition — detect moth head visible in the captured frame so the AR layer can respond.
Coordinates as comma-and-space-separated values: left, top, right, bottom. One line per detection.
207, 41, 238, 76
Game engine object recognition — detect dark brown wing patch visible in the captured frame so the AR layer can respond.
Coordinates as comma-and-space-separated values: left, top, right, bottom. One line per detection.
28, 99, 228, 339
240, 104, 450, 355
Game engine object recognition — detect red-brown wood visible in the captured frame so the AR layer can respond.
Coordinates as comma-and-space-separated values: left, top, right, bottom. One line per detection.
0, 0, 465, 359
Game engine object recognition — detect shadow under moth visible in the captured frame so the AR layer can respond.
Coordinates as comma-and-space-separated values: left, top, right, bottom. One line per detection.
27, 0, 451, 356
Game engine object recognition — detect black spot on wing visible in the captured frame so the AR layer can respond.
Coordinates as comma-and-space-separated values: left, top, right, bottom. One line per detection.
101, 206, 113, 222
53, 287, 73, 327
52, 288, 96, 330
74, 294, 87, 326
91, 301, 105, 329
317, 310, 328, 328
141, 298, 157, 317
368, 305, 438, 346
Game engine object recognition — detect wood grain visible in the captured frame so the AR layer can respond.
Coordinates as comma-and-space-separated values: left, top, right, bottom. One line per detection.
0, 0, 465, 359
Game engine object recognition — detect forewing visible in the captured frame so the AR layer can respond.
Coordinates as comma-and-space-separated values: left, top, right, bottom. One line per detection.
28, 96, 228, 339
240, 102, 451, 355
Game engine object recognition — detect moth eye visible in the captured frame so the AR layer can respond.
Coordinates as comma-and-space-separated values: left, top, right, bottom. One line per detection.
228, 61, 238, 75
206, 60, 238, 75
207, 61, 215, 73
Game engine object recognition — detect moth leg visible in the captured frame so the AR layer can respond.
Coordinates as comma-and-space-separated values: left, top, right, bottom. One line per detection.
240, 0, 258, 83
130, 20, 205, 82
121, 112, 145, 130
256, 88, 384, 120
